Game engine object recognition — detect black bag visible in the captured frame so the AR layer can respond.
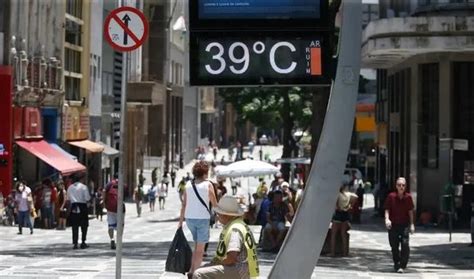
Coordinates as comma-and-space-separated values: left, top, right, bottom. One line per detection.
165, 227, 192, 274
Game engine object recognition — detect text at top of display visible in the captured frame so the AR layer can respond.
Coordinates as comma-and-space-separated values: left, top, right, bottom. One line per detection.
189, 0, 330, 31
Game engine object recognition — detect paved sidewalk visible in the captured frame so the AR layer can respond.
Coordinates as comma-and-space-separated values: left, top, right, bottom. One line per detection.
0, 147, 473, 278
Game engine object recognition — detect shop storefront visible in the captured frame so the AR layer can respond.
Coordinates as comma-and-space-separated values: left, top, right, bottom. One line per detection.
62, 106, 104, 191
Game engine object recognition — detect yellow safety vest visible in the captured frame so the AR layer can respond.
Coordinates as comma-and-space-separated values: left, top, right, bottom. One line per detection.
214, 218, 259, 278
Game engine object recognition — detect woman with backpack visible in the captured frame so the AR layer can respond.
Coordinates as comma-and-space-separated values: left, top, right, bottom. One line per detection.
148, 184, 157, 212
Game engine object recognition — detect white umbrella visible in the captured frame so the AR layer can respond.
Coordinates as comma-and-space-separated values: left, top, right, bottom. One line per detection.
215, 159, 279, 178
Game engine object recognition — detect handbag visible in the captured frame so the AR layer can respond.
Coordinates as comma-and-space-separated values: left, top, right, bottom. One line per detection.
30, 208, 37, 219
191, 180, 213, 223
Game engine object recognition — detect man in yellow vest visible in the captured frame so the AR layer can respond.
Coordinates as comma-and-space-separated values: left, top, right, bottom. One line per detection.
193, 196, 259, 279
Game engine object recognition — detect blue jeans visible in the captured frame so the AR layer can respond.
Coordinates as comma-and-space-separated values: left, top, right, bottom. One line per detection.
186, 218, 210, 243
17, 210, 33, 232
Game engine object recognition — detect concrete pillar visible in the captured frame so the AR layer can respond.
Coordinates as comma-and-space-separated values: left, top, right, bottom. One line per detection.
409, 64, 419, 208
438, 59, 452, 188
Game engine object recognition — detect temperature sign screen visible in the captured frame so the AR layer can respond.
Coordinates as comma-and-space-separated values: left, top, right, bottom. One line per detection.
189, 33, 329, 86
198, 0, 320, 20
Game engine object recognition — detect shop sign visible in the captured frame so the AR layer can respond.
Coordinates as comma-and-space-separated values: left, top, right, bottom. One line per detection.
63, 106, 90, 141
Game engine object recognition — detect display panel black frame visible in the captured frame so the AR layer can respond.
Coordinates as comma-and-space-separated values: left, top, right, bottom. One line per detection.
189, 0, 330, 31
189, 30, 331, 87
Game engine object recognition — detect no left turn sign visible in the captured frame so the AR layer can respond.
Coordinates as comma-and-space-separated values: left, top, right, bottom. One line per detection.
104, 6, 149, 52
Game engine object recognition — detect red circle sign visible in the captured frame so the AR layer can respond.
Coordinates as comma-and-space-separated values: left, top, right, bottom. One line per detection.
104, 6, 149, 52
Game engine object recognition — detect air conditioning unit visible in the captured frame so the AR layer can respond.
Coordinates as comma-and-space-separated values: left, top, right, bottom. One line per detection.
23, 107, 42, 138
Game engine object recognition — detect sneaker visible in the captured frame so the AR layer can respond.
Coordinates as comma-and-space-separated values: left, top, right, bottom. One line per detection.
397, 268, 404, 273
80, 243, 89, 249
111, 240, 116, 250
73, 244, 78, 249
17, 231, 22, 235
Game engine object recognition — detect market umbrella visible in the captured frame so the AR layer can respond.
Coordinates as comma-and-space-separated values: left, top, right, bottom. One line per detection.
215, 159, 279, 178
215, 159, 279, 204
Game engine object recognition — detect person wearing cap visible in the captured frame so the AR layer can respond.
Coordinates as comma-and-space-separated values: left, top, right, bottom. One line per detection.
193, 196, 259, 279
263, 190, 290, 252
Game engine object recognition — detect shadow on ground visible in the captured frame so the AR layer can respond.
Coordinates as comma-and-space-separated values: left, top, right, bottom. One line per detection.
0, 241, 173, 260
257, 243, 474, 273
148, 217, 180, 223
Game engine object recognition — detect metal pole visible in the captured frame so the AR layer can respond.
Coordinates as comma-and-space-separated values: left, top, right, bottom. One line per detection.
449, 147, 453, 242
269, 1, 362, 278
116, 0, 128, 276
116, 50, 127, 278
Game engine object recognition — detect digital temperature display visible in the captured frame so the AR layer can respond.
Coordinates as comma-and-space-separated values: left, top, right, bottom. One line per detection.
189, 32, 329, 86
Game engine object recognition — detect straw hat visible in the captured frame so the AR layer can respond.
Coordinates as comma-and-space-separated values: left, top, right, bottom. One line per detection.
213, 196, 245, 217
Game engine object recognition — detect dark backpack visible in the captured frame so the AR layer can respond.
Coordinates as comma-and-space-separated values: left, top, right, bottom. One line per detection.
105, 184, 118, 213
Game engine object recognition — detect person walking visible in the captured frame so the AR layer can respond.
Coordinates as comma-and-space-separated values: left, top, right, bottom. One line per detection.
330, 184, 357, 257
148, 184, 157, 212
170, 170, 176, 188
67, 173, 91, 249
41, 178, 57, 229
14, 181, 34, 235
178, 161, 218, 278
158, 179, 168, 210
104, 179, 122, 250
193, 196, 259, 279
133, 185, 144, 217
178, 177, 186, 203
95, 186, 104, 221
384, 177, 415, 273
56, 181, 68, 230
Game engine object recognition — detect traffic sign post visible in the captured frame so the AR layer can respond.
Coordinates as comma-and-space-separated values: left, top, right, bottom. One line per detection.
104, 4, 148, 279
104, 6, 149, 52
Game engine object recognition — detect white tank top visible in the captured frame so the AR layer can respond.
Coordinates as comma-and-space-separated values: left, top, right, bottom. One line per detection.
185, 180, 210, 219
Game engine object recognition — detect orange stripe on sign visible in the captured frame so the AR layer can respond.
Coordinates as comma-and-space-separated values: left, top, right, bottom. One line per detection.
311, 48, 321, 76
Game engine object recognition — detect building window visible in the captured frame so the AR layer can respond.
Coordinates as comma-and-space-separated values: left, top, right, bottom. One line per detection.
65, 76, 81, 101
65, 19, 82, 45
65, 0, 84, 101
420, 63, 439, 169
64, 48, 81, 73
66, 0, 83, 19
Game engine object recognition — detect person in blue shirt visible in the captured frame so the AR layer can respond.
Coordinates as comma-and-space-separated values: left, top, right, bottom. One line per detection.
257, 192, 273, 245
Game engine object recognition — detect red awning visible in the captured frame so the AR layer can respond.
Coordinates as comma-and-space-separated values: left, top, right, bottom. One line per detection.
16, 140, 86, 175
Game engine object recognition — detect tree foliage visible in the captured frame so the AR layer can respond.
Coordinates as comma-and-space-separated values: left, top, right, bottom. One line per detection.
219, 87, 313, 135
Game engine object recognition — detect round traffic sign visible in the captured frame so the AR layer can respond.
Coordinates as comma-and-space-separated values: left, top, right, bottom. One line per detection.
104, 6, 149, 52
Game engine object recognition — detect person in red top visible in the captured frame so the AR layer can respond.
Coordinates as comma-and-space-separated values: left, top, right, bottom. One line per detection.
384, 177, 415, 274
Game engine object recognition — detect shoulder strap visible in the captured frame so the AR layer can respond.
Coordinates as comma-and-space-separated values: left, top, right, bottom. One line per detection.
191, 179, 211, 215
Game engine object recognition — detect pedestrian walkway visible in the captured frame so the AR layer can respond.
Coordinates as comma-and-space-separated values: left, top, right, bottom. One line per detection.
0, 148, 473, 278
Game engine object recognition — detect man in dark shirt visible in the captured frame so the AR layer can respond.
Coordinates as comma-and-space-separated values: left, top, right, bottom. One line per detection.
384, 177, 415, 273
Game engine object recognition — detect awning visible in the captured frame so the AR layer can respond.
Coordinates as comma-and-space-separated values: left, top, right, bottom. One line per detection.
99, 142, 119, 157
68, 140, 104, 153
16, 140, 86, 175
50, 143, 78, 161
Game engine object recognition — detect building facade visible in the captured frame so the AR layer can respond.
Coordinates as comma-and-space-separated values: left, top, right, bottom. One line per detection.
363, 0, 474, 224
